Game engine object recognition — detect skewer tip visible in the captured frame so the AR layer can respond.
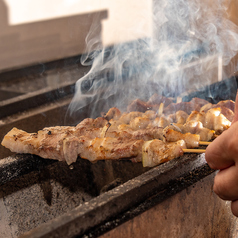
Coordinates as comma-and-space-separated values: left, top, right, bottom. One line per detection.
199, 141, 211, 146
183, 148, 206, 153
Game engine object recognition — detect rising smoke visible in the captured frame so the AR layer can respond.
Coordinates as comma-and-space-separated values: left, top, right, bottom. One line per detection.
69, 0, 238, 119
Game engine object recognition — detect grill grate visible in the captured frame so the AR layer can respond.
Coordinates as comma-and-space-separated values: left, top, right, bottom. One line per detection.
0, 58, 237, 237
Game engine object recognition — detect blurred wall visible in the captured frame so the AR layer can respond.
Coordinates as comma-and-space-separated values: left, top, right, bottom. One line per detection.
0, 0, 237, 77
0, 0, 152, 72
226, 0, 238, 77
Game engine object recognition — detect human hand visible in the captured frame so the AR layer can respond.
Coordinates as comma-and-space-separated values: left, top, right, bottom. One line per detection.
205, 92, 238, 216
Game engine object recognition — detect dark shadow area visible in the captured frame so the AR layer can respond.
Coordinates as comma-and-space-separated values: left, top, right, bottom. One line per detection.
0, 154, 150, 236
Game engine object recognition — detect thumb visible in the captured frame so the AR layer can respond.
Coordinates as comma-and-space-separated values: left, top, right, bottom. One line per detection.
232, 91, 238, 125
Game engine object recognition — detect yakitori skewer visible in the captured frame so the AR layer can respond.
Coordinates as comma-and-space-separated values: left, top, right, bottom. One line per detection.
199, 141, 211, 146
183, 148, 206, 153
183, 141, 211, 153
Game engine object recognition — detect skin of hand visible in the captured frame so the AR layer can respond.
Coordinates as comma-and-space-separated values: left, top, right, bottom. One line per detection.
205, 92, 238, 217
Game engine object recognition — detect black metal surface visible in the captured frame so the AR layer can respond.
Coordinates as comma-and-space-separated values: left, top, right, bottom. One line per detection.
19, 153, 214, 238
0, 154, 56, 186
0, 54, 92, 119
1, 86, 74, 119
0, 84, 75, 119
0, 89, 24, 101
0, 55, 82, 82
182, 76, 238, 103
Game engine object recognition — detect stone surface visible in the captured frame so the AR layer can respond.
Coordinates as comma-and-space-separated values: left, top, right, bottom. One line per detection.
0, 158, 150, 238
100, 173, 238, 238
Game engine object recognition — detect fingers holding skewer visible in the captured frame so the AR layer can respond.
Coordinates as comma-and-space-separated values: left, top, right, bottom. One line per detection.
204, 91, 238, 218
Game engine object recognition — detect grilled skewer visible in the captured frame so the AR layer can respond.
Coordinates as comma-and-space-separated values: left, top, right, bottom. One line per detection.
1, 96, 232, 167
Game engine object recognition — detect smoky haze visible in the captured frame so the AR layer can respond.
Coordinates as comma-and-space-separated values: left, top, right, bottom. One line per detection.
69, 0, 238, 119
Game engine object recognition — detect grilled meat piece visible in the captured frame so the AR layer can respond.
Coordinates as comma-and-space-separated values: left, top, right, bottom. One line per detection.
142, 139, 186, 167
79, 137, 145, 162
127, 99, 152, 112
147, 94, 173, 107
127, 95, 174, 113
131, 128, 164, 141
218, 107, 234, 122
187, 108, 231, 134
103, 107, 121, 121
163, 102, 201, 115
144, 110, 157, 120
181, 121, 215, 141
130, 116, 151, 130
119, 111, 144, 124
1, 127, 145, 164
217, 100, 235, 112
1, 117, 109, 164
1, 127, 79, 164
200, 103, 213, 113
200, 104, 234, 122
175, 110, 189, 124
167, 110, 189, 124
2, 127, 187, 167
204, 108, 231, 134
187, 111, 206, 125
165, 121, 215, 142
104, 119, 164, 141
76, 117, 108, 139
200, 99, 235, 120
152, 117, 171, 128
189, 97, 210, 107
163, 127, 200, 148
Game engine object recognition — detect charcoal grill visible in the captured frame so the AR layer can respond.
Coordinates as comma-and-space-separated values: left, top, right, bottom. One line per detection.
1, 53, 238, 237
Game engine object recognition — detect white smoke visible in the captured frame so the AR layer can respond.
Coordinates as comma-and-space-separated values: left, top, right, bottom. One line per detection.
69, 0, 238, 118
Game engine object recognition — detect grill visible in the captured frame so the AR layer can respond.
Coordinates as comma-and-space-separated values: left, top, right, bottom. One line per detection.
1, 54, 238, 238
